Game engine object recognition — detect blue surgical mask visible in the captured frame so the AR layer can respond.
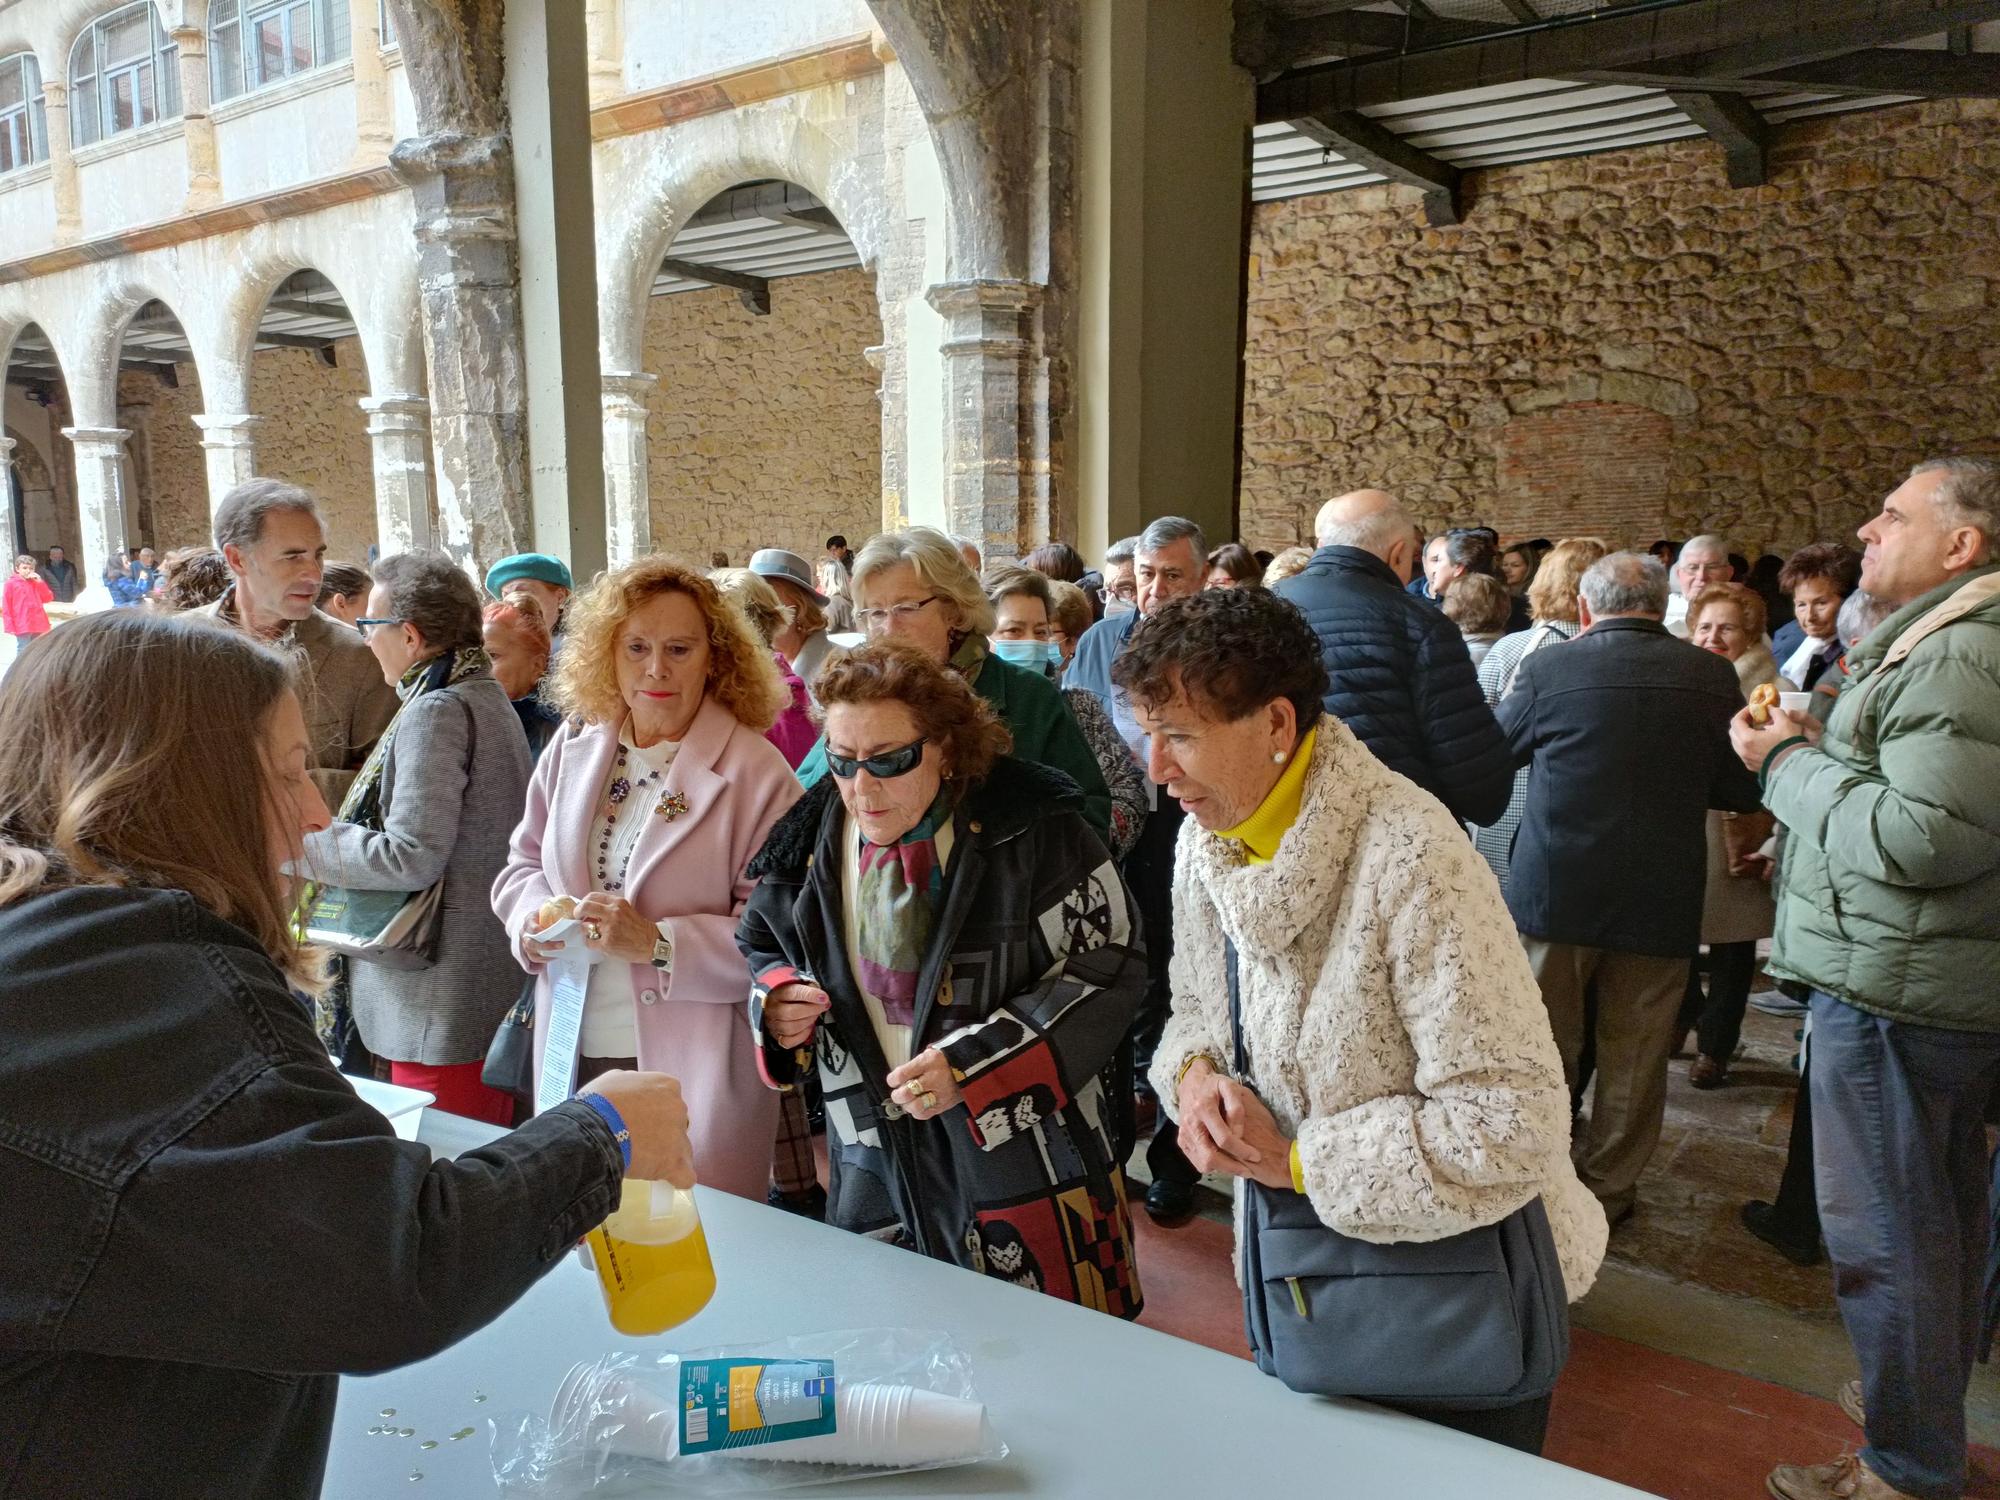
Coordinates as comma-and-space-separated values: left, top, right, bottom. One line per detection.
990, 637, 1061, 677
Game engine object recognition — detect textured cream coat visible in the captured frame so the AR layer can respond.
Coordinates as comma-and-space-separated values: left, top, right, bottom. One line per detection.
1150, 718, 1608, 1300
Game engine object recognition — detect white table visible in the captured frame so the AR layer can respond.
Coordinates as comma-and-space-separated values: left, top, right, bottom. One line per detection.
321, 1112, 1655, 1498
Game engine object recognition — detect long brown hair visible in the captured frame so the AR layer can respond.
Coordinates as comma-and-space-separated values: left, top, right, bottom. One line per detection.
0, 611, 325, 991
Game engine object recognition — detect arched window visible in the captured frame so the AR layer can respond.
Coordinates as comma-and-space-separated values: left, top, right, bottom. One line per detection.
0, 53, 47, 173
70, 3, 180, 148
209, 0, 350, 103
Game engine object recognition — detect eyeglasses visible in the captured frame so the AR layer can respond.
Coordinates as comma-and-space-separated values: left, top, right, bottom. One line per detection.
353, 617, 404, 638
826, 736, 929, 780
856, 597, 941, 631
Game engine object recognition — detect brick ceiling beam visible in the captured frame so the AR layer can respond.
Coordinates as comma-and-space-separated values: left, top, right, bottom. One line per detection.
1293, 107, 1465, 225
1256, 0, 2000, 121
1667, 88, 1770, 185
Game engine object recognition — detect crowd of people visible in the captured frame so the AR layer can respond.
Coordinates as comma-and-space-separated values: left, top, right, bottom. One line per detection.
2, 459, 1996, 1500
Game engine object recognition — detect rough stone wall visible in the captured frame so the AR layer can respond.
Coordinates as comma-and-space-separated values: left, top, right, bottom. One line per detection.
642, 267, 883, 564
1239, 98, 2000, 556
247, 338, 383, 562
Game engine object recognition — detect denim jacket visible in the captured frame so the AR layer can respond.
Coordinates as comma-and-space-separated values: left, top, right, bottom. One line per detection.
0, 885, 624, 1498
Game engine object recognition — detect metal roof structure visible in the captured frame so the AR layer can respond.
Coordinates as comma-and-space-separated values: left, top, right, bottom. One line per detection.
1243, 1, 2000, 218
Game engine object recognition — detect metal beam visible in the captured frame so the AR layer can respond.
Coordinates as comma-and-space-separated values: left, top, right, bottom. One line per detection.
1257, 0, 2000, 121
249, 328, 342, 354
658, 256, 772, 315
1293, 107, 1465, 225
1262, 8, 1493, 70
1740, 47, 2000, 95
1668, 89, 1770, 185
1498, 0, 1543, 20
264, 297, 355, 323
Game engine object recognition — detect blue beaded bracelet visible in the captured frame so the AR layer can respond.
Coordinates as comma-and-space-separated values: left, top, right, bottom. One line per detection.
578, 1092, 633, 1171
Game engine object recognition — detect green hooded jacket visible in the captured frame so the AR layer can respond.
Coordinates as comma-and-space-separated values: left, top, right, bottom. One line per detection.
1763, 564, 2000, 1032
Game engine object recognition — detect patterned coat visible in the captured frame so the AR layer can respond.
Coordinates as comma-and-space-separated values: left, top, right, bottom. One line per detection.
738, 757, 1145, 1317
1149, 716, 1608, 1301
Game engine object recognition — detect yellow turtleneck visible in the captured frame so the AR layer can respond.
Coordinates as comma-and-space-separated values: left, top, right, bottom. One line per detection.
1216, 725, 1318, 866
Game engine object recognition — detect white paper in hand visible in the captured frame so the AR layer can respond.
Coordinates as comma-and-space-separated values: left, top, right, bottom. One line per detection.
536, 950, 591, 1117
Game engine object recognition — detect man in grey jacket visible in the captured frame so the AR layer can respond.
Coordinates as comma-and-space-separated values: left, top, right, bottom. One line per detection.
202, 479, 398, 804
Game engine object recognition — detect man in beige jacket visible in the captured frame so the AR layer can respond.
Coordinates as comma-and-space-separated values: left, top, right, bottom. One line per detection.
202, 479, 398, 803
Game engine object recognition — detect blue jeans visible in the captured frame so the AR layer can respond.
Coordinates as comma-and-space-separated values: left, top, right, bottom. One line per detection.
1810, 991, 2000, 1499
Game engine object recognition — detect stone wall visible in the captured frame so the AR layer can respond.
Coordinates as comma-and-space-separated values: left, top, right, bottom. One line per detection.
118, 369, 208, 553
642, 266, 884, 565
1238, 99, 2000, 556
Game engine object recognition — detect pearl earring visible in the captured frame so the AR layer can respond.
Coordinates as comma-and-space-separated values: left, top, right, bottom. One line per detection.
1272, 751, 1286, 764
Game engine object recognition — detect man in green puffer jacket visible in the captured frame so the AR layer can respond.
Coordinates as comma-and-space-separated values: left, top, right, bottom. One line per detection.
1732, 458, 2000, 1500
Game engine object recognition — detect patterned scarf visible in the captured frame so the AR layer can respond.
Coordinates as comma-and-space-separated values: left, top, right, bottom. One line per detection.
853, 793, 953, 1029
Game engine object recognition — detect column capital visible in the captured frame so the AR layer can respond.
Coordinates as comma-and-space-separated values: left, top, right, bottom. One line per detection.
41, 79, 68, 106
390, 132, 518, 244
62, 426, 132, 448
925, 278, 1042, 322
192, 412, 262, 444
360, 394, 432, 428
0, 433, 16, 457
168, 24, 206, 54
600, 371, 659, 407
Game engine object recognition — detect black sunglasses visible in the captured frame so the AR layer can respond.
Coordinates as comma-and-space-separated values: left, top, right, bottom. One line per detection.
826, 737, 928, 780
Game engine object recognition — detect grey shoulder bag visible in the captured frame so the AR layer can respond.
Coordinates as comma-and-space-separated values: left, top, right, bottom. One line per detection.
1227, 939, 1569, 1409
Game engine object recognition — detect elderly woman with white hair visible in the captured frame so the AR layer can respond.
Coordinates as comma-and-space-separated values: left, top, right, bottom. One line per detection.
794, 527, 1112, 838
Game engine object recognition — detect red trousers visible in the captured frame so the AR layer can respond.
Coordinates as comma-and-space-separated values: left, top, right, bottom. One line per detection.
388, 1059, 515, 1126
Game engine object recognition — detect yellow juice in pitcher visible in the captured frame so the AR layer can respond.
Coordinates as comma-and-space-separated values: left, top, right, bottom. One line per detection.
586, 1179, 717, 1336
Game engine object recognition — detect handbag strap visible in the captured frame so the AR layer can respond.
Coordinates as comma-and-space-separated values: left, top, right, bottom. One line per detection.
1225, 937, 1249, 1082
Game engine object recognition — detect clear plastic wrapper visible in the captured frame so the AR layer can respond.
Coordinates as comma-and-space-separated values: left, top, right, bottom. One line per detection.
490, 1327, 1006, 1495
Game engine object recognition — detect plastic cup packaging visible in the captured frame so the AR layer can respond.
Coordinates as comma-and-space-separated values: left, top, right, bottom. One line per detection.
549, 1363, 991, 1468
1778, 691, 1813, 716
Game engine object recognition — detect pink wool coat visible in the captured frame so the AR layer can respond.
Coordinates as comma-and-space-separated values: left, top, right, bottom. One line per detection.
492, 696, 802, 1199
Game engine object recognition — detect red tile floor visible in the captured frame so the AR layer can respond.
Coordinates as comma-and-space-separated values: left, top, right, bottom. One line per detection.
1129, 1210, 2000, 1500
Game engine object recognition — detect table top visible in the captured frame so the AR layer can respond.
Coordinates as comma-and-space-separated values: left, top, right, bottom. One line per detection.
320, 1112, 1654, 1498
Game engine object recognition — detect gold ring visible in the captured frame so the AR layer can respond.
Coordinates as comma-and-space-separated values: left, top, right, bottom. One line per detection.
586, 921, 603, 942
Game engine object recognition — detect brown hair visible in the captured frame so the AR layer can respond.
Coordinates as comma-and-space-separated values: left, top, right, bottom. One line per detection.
983, 563, 1054, 618
1442, 572, 1514, 635
812, 642, 1012, 801
1688, 581, 1768, 639
1206, 542, 1262, 585
158, 547, 234, 613
1045, 578, 1092, 640
0, 611, 325, 991
1777, 542, 1862, 598
1112, 586, 1329, 729
554, 556, 789, 731
710, 567, 793, 650
317, 560, 372, 607
1022, 543, 1086, 583
372, 553, 484, 654
1526, 536, 1610, 624
767, 574, 827, 636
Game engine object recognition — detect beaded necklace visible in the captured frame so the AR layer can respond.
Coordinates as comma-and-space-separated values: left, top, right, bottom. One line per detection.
594, 745, 662, 893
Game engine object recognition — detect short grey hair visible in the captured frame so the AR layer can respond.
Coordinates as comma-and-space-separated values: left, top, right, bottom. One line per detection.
1104, 536, 1138, 567
1836, 588, 1895, 649
1680, 533, 1729, 562
1580, 552, 1670, 618
1912, 457, 1999, 556
213, 478, 322, 553
853, 526, 996, 636
1318, 504, 1411, 557
1137, 516, 1207, 562
372, 552, 484, 653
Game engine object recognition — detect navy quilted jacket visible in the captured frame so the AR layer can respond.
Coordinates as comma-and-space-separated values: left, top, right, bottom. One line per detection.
1273, 545, 1512, 825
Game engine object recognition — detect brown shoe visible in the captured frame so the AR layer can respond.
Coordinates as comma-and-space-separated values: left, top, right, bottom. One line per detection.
1838, 1379, 1865, 1428
1689, 1053, 1730, 1089
1766, 1453, 1919, 1500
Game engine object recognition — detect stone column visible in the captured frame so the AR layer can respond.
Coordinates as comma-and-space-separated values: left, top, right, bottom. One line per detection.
599, 371, 655, 565
0, 434, 17, 558
348, 0, 395, 167
62, 427, 132, 588
171, 24, 223, 211
584, 0, 622, 102
41, 81, 82, 244
191, 413, 260, 517
864, 342, 906, 530
389, 133, 531, 573
927, 278, 1040, 564
360, 396, 435, 555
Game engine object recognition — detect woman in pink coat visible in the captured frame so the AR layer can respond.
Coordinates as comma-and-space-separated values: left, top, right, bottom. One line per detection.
493, 558, 802, 1199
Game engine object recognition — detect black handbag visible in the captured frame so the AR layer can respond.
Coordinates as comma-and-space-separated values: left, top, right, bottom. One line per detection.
481, 976, 537, 1103
1225, 940, 1569, 1409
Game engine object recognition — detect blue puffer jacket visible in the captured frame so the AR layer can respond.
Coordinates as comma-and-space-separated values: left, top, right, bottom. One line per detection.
1272, 545, 1512, 826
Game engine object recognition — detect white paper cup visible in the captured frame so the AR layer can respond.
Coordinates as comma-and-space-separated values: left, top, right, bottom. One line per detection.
1778, 691, 1812, 717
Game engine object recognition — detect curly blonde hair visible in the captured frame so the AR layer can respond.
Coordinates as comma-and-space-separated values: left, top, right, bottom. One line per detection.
553, 556, 789, 732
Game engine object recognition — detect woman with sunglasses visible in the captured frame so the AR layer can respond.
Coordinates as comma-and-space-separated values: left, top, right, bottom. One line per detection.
791, 527, 1113, 840
493, 557, 802, 1199
738, 643, 1145, 1313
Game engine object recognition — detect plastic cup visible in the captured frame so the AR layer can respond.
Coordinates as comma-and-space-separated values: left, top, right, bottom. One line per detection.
1778, 691, 1812, 717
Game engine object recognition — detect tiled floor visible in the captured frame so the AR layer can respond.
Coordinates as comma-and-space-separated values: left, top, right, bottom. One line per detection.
1129, 1208, 2000, 1498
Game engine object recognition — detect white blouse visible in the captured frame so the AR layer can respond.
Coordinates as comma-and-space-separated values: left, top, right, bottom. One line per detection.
580, 725, 680, 1059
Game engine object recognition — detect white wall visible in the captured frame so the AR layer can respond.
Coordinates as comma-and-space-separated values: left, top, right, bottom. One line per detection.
622, 0, 872, 92
0, 167, 56, 264
215, 69, 359, 199
75, 123, 187, 237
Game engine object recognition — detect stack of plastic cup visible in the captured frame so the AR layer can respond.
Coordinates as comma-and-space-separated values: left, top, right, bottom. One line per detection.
549, 1362, 991, 1467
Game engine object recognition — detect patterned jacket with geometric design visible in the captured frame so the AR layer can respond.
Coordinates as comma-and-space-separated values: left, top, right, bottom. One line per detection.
738, 756, 1145, 1318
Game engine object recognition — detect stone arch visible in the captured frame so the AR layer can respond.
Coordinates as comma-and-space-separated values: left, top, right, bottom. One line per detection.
4, 422, 62, 555
221, 239, 423, 405
69, 278, 212, 426
2, 318, 83, 562
40, 0, 173, 81
594, 102, 888, 373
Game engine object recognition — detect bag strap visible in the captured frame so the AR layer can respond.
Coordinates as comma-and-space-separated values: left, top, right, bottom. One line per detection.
1225, 937, 1249, 1082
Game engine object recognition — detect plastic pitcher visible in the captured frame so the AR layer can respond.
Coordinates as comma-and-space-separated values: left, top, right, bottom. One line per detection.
586, 1180, 716, 1336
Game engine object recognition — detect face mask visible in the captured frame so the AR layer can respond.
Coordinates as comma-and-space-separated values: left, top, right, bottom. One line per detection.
1104, 599, 1135, 619
991, 638, 1060, 677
